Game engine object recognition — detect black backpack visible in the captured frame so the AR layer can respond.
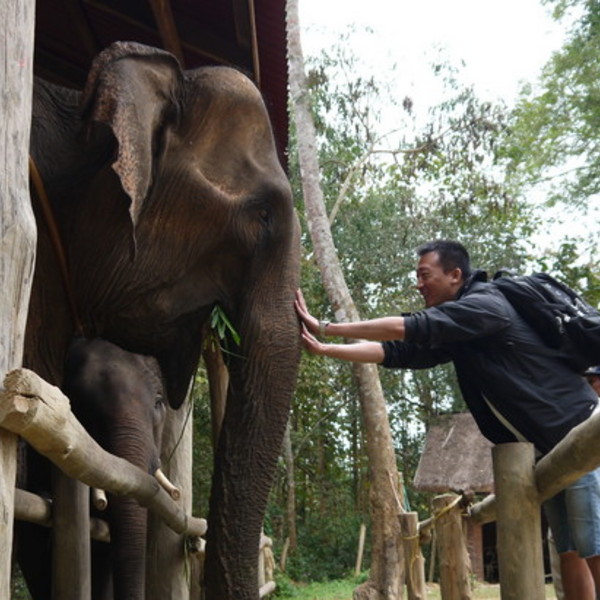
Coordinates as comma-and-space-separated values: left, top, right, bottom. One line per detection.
491, 271, 600, 372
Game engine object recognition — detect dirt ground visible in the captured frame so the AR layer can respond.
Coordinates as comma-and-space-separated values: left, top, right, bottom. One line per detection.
425, 582, 558, 598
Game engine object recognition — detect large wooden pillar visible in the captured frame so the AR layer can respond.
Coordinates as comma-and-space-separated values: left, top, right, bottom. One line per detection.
0, 0, 37, 596
493, 443, 545, 599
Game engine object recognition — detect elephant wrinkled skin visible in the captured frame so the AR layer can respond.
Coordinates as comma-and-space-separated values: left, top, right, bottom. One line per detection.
22, 41, 300, 600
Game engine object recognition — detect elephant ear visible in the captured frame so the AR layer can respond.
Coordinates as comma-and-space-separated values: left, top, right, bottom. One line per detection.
80, 41, 182, 228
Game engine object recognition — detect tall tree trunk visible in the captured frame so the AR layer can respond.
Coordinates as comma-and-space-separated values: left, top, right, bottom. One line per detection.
0, 0, 36, 596
317, 395, 327, 517
282, 421, 298, 551
286, 3, 405, 598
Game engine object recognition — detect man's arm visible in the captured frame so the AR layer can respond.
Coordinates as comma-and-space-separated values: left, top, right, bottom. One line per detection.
321, 316, 405, 342
300, 324, 385, 363
295, 289, 406, 342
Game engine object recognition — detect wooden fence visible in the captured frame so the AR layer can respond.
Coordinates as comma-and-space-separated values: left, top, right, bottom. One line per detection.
0, 367, 275, 598
400, 410, 600, 599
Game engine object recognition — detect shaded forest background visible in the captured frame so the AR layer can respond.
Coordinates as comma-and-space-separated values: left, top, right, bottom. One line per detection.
190, 0, 600, 587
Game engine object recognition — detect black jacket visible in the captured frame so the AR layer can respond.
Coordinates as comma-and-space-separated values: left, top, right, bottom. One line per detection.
381, 271, 597, 455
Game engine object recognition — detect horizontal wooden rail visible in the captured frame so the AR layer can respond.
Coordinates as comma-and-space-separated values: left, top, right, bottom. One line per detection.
259, 581, 276, 598
15, 488, 111, 542
1, 368, 206, 538
469, 410, 600, 524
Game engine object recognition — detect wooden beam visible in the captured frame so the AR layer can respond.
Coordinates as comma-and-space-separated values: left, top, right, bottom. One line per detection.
232, 0, 259, 83
14, 488, 110, 543
247, 0, 260, 86
469, 410, 600, 524
259, 581, 276, 598
147, 0, 184, 65
64, 0, 100, 63
233, 0, 252, 49
14, 489, 52, 526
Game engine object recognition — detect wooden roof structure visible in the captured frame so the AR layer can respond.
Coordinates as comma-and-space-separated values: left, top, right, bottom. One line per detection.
34, 0, 289, 165
413, 412, 495, 494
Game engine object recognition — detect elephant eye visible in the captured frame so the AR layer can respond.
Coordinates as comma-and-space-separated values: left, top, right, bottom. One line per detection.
259, 208, 270, 224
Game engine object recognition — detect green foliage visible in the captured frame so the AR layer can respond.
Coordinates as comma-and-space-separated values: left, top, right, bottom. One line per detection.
274, 12, 598, 587
209, 304, 240, 345
497, 0, 600, 301
279, 34, 548, 584
506, 0, 600, 207
284, 513, 367, 581
190, 366, 213, 519
533, 239, 600, 307
274, 573, 365, 599
11, 566, 31, 600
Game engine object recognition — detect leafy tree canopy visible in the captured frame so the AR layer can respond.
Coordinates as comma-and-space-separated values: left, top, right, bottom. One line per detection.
504, 0, 600, 209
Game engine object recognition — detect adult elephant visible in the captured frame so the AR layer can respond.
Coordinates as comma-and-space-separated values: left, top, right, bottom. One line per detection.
24, 41, 300, 599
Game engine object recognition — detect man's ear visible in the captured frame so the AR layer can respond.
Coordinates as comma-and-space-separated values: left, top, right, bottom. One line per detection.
451, 267, 463, 284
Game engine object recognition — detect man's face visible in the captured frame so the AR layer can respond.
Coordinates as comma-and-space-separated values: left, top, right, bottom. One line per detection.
416, 251, 464, 308
587, 375, 600, 397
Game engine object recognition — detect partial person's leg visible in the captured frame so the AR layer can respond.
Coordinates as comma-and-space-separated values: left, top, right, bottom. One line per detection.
559, 551, 595, 600
565, 467, 600, 599
544, 486, 595, 600
585, 555, 600, 596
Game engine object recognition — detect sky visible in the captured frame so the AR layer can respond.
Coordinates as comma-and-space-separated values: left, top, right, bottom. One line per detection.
298, 0, 600, 259
298, 0, 566, 106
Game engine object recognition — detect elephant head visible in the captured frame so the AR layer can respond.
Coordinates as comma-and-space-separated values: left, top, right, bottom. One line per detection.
25, 41, 301, 599
63, 337, 168, 600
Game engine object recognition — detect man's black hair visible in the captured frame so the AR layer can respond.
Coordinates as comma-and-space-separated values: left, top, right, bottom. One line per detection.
416, 240, 472, 279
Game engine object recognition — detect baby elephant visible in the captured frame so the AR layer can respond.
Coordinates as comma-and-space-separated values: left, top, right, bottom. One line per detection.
63, 337, 172, 600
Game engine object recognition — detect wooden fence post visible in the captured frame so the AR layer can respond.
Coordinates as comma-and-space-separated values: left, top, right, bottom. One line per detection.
492, 443, 544, 600
0, 0, 36, 596
146, 400, 194, 599
355, 522, 366, 577
432, 493, 471, 599
400, 512, 426, 600
470, 411, 600, 525
52, 474, 91, 599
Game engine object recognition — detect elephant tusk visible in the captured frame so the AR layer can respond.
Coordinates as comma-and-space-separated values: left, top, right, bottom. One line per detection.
92, 488, 108, 511
187, 535, 205, 556
154, 468, 181, 501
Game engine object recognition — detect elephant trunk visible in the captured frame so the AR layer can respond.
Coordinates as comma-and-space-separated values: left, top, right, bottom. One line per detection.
204, 225, 301, 599
106, 427, 155, 600
109, 495, 148, 600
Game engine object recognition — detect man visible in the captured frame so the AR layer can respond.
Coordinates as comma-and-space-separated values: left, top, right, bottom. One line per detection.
295, 240, 600, 600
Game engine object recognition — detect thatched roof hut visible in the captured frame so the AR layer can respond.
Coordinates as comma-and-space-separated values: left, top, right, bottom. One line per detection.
413, 412, 497, 582
413, 412, 494, 494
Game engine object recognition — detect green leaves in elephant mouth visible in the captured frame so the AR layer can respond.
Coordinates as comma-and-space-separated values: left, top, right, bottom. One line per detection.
209, 304, 241, 347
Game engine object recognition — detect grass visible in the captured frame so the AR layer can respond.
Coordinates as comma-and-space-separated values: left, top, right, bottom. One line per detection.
275, 577, 558, 599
